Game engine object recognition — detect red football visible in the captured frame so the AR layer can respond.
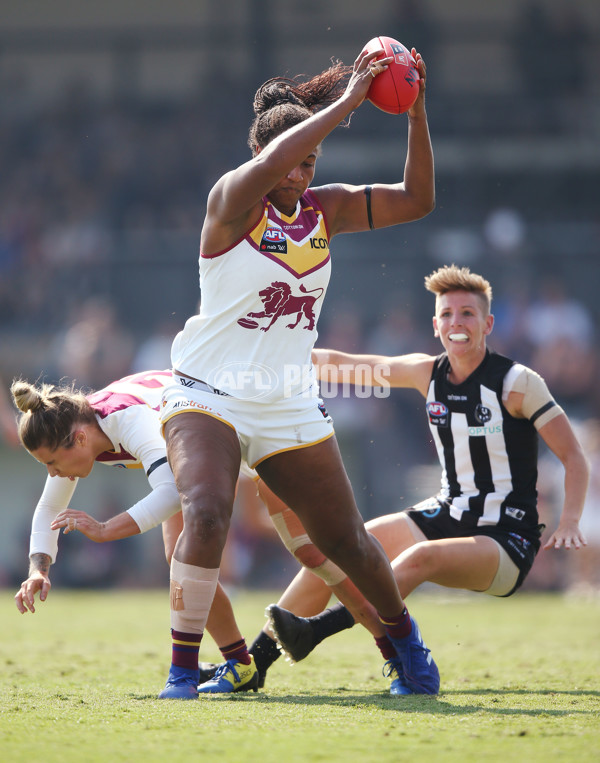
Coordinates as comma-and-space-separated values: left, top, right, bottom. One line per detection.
363, 36, 421, 114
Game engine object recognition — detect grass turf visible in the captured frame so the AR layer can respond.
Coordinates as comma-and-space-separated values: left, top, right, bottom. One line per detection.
1, 589, 599, 762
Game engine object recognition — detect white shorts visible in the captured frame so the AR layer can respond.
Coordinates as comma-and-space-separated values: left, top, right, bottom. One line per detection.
160, 375, 334, 469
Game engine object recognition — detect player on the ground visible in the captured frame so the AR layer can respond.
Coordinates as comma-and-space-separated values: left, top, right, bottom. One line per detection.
212, 264, 589, 693
12, 370, 270, 692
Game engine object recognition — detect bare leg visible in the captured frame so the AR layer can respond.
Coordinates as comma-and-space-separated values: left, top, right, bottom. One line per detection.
392, 535, 500, 597
159, 413, 243, 699
205, 582, 244, 646
365, 512, 425, 560
274, 566, 332, 616
162, 513, 183, 564
256, 436, 404, 618
166, 413, 240, 568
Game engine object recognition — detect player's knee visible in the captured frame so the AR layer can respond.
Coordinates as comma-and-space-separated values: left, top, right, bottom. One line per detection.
182, 489, 232, 544
399, 541, 436, 575
317, 525, 367, 567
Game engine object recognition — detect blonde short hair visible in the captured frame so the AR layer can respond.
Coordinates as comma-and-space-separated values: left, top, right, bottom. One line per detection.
425, 264, 493, 314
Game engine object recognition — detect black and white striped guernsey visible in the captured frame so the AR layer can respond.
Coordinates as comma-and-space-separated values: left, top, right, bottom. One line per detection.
426, 350, 539, 533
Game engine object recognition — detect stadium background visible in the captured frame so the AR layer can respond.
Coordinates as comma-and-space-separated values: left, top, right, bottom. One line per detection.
1, 0, 598, 593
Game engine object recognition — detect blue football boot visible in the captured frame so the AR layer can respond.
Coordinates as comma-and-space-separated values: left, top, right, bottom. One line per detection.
158, 665, 200, 699
389, 616, 440, 695
382, 657, 413, 696
197, 657, 259, 694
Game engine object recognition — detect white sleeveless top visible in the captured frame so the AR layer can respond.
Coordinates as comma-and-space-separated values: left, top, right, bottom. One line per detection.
172, 190, 331, 402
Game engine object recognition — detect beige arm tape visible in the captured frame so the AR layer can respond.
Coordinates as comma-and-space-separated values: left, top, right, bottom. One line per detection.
270, 510, 347, 586
504, 364, 564, 430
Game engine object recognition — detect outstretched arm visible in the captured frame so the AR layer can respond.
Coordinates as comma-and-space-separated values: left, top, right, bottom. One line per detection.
538, 413, 589, 550
50, 462, 181, 542
15, 475, 79, 614
312, 347, 433, 396
51, 508, 141, 542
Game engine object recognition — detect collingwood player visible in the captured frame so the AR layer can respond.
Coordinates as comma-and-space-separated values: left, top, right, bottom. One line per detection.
244, 264, 589, 694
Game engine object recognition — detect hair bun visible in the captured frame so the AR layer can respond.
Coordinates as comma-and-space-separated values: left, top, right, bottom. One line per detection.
253, 79, 305, 115
11, 381, 44, 413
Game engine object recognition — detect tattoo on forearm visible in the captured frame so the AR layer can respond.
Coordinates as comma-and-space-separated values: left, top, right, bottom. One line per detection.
29, 553, 51, 575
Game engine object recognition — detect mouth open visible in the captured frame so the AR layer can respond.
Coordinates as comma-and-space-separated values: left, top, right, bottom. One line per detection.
449, 333, 468, 342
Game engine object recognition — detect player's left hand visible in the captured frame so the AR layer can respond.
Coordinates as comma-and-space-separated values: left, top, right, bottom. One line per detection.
543, 520, 587, 550
51, 509, 106, 543
346, 47, 392, 109
15, 572, 51, 614
407, 49, 427, 118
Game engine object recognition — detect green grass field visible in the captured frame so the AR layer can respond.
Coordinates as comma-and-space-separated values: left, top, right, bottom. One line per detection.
1, 588, 599, 762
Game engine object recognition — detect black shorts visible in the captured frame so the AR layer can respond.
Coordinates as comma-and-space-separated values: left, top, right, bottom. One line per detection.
405, 497, 543, 597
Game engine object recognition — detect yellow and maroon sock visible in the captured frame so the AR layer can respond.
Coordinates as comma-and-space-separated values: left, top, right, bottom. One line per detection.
171, 628, 203, 670
220, 638, 251, 665
378, 607, 412, 641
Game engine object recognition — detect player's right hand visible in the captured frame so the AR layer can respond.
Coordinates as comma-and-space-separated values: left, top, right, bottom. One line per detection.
15, 573, 51, 614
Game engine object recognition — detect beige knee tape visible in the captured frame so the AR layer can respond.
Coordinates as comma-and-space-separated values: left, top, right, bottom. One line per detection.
270, 511, 347, 586
311, 558, 348, 586
170, 558, 219, 634
270, 510, 312, 554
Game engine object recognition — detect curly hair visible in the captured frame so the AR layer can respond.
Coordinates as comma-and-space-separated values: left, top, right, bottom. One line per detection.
248, 60, 352, 154
10, 379, 95, 453
425, 264, 493, 314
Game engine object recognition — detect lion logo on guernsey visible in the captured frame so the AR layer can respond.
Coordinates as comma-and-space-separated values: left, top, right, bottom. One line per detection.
238, 281, 324, 332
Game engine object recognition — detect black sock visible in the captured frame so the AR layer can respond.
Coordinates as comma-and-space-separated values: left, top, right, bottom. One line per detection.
249, 630, 281, 675
308, 602, 355, 646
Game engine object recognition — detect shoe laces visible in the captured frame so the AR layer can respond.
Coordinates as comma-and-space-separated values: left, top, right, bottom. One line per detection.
382, 659, 402, 681
169, 668, 198, 686
213, 659, 241, 683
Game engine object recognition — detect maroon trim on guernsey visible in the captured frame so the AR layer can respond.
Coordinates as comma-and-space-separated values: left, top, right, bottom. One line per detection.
87, 391, 158, 418
118, 370, 171, 387
303, 189, 331, 240
200, 190, 330, 260
201, 203, 267, 260
95, 448, 137, 465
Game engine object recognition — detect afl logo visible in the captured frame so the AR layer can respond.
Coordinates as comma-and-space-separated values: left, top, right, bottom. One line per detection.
261, 224, 287, 254
264, 227, 285, 243
475, 404, 492, 424
427, 401, 449, 427
390, 43, 408, 65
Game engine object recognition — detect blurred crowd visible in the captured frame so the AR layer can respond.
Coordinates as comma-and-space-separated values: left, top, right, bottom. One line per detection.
1, 0, 599, 594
